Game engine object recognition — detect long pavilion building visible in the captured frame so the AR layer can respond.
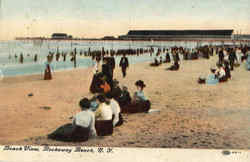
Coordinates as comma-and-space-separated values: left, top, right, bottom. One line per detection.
119, 30, 234, 41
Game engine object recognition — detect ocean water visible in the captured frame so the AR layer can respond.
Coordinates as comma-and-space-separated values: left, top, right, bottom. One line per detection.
0, 40, 240, 77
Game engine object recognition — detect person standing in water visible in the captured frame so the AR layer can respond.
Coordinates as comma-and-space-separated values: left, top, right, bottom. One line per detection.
19, 53, 24, 64
34, 54, 38, 62
44, 55, 53, 80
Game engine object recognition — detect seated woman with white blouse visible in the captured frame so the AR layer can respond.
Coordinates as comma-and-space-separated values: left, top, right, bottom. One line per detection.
94, 95, 114, 136
216, 64, 227, 82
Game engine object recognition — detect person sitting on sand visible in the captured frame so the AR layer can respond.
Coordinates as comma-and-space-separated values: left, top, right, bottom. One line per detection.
166, 61, 180, 71
111, 79, 122, 101
106, 92, 123, 127
90, 72, 105, 94
47, 98, 97, 142
89, 95, 99, 112
70, 98, 97, 141
216, 64, 227, 82
121, 80, 151, 113
198, 68, 219, 85
95, 95, 114, 136
245, 51, 250, 71
99, 76, 111, 94
150, 55, 161, 66
117, 86, 132, 108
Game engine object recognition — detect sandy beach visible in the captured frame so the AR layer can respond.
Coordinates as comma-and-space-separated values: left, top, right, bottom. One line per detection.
0, 55, 250, 149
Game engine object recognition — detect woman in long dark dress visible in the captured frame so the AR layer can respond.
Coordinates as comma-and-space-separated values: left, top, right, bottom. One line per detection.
44, 63, 52, 80
165, 49, 171, 63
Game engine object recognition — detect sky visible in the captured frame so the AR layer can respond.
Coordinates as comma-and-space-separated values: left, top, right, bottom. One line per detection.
0, 0, 249, 40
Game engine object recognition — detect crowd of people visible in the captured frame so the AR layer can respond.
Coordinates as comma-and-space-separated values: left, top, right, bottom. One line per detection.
48, 54, 151, 142
150, 46, 214, 70
198, 46, 250, 85
2, 41, 250, 143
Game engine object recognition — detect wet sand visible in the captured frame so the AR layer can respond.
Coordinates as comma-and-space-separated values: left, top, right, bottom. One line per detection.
0, 55, 250, 149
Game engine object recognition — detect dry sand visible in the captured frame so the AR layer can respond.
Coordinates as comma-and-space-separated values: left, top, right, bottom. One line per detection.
0, 55, 250, 149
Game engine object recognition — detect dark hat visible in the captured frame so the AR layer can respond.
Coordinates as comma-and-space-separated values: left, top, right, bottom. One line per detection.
135, 80, 146, 88
216, 62, 222, 67
122, 86, 128, 91
79, 98, 90, 110
113, 79, 119, 85
105, 91, 114, 99
210, 68, 216, 73
97, 94, 106, 103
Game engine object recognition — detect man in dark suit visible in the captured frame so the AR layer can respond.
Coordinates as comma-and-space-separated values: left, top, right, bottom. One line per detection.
228, 48, 237, 71
218, 49, 224, 65
119, 54, 129, 78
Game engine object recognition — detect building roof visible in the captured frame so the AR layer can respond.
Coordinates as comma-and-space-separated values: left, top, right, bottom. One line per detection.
52, 33, 68, 37
127, 30, 234, 36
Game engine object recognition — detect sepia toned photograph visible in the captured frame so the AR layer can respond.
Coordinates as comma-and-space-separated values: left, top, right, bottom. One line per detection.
0, 0, 250, 154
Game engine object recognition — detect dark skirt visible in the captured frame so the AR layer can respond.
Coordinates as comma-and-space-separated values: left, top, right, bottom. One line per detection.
44, 65, 52, 80
219, 76, 228, 82
89, 73, 103, 94
198, 77, 206, 84
150, 61, 161, 67
95, 118, 114, 136
71, 126, 90, 142
167, 64, 179, 71
121, 100, 151, 113
48, 124, 90, 142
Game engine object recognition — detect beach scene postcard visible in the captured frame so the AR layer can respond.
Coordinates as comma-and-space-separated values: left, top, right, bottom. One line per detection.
0, 0, 250, 162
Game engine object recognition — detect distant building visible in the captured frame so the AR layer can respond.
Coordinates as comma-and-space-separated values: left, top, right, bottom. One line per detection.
233, 34, 250, 40
119, 30, 234, 41
51, 33, 72, 39
102, 36, 117, 40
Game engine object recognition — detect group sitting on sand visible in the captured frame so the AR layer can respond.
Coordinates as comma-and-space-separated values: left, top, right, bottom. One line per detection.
198, 59, 233, 85
49, 56, 151, 142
